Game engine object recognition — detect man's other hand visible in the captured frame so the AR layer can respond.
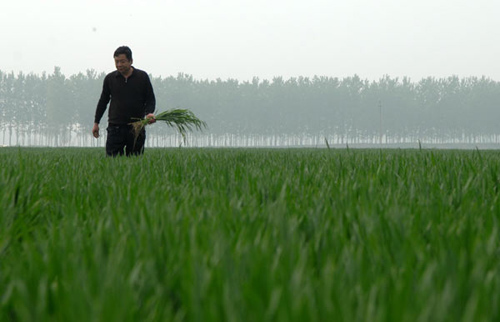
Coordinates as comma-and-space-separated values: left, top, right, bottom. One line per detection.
92, 123, 100, 138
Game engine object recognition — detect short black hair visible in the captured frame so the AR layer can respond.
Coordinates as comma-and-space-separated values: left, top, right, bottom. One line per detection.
114, 46, 132, 61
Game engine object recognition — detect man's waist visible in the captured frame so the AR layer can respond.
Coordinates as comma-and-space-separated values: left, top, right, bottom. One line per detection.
108, 123, 132, 127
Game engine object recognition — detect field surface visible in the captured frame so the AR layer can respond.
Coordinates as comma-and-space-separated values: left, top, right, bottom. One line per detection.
1, 147, 500, 321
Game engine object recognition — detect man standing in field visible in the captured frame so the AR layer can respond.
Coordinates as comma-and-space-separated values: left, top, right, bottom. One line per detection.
92, 46, 156, 156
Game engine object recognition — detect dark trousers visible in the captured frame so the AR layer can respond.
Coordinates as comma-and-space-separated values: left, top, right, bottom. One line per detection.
106, 124, 146, 157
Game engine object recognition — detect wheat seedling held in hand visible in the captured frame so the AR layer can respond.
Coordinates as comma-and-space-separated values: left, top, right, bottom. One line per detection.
130, 108, 207, 145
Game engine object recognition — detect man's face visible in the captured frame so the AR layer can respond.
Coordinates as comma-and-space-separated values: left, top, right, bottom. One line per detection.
114, 54, 132, 75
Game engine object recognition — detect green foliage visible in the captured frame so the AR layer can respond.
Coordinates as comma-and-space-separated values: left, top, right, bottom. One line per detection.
1, 147, 500, 321
130, 109, 207, 142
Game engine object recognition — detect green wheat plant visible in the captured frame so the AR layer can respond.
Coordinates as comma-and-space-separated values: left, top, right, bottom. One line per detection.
130, 108, 207, 141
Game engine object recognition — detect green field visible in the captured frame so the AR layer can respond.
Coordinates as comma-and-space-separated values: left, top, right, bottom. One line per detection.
1, 147, 500, 321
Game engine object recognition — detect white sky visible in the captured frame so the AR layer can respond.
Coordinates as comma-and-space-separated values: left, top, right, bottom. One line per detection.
2, 0, 499, 81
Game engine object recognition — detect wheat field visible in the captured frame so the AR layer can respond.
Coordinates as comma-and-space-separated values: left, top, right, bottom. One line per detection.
1, 147, 499, 321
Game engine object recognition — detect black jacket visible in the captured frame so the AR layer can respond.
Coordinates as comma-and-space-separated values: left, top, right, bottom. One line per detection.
94, 68, 156, 125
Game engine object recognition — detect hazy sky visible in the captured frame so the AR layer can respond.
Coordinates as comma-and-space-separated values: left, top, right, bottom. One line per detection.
2, 0, 499, 81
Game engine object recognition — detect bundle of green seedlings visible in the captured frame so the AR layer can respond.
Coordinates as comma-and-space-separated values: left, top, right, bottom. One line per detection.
130, 108, 207, 142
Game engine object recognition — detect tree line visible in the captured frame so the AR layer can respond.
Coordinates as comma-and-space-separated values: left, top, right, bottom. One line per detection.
1, 67, 500, 146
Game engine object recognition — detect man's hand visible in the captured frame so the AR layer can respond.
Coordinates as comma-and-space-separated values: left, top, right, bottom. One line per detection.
92, 123, 100, 138
146, 113, 156, 124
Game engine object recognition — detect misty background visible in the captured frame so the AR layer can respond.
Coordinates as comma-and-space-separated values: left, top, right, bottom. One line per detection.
1, 0, 499, 147
1, 69, 499, 147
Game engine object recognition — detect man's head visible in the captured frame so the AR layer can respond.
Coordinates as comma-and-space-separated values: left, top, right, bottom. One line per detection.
114, 46, 132, 61
114, 46, 133, 76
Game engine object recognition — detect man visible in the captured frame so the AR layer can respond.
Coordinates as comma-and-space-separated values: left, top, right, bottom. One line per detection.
92, 46, 156, 156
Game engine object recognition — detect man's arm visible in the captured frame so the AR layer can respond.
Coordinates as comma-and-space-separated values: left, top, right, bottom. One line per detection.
94, 76, 111, 124
92, 76, 111, 138
144, 74, 156, 115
